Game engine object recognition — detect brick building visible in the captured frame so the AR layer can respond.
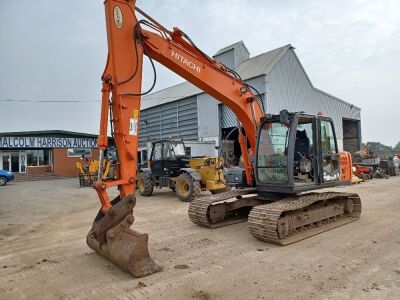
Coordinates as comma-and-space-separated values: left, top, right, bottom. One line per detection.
0, 130, 104, 177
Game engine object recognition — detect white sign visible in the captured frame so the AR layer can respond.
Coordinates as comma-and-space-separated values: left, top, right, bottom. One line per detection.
113, 5, 123, 29
129, 118, 138, 136
0, 137, 98, 149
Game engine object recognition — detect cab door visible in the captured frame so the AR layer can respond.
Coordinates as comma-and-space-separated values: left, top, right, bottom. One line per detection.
161, 142, 174, 176
318, 118, 341, 182
150, 142, 164, 177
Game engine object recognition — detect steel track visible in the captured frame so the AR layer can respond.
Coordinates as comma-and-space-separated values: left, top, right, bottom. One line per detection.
188, 188, 258, 228
189, 190, 362, 245
248, 192, 362, 245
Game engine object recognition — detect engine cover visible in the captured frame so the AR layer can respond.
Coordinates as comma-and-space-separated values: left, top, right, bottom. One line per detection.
225, 167, 246, 187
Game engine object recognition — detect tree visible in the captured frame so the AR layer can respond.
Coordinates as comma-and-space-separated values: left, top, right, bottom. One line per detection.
394, 142, 400, 153
365, 141, 393, 159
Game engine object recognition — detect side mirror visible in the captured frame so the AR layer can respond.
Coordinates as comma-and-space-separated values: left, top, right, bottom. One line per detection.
215, 146, 220, 150
279, 109, 291, 126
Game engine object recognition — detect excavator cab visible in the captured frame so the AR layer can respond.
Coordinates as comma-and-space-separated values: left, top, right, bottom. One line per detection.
203, 111, 360, 245
256, 110, 341, 195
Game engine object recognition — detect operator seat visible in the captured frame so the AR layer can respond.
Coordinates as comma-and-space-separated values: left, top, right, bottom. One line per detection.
294, 129, 310, 161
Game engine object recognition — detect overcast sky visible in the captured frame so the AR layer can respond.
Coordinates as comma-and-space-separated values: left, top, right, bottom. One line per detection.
0, 0, 399, 146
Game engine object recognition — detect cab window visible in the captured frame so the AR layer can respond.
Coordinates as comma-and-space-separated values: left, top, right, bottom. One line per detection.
162, 142, 173, 159
257, 122, 289, 183
152, 143, 162, 160
320, 120, 340, 181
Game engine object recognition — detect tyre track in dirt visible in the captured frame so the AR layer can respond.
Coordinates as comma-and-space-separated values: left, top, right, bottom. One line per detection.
1, 178, 400, 299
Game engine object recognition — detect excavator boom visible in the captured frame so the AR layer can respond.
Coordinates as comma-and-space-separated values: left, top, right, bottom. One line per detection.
87, 0, 263, 277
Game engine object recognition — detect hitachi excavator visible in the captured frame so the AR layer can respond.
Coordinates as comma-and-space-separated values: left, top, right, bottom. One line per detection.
87, 0, 361, 277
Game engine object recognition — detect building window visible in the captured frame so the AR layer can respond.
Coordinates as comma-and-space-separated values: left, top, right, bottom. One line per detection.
44, 150, 50, 165
38, 150, 44, 165
28, 151, 38, 166
185, 147, 191, 156
27, 150, 52, 166
67, 148, 91, 158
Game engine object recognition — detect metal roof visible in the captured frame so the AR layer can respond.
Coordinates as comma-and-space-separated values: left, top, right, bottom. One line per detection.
314, 88, 360, 110
234, 44, 291, 80
213, 40, 250, 57
0, 130, 99, 138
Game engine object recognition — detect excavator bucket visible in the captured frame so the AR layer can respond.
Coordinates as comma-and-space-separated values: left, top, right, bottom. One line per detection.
86, 195, 162, 277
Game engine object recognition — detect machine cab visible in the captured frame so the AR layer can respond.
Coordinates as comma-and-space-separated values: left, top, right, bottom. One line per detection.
256, 110, 341, 194
149, 139, 189, 177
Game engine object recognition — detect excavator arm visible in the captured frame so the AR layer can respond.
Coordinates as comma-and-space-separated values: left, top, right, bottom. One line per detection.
87, 0, 264, 277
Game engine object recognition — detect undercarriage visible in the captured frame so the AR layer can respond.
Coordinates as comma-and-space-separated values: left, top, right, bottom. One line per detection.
188, 190, 361, 245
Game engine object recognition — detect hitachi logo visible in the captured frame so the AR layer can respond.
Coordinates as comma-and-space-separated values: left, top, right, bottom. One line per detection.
171, 50, 201, 73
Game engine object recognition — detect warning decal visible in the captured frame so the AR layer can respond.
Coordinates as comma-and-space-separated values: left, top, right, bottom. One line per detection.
129, 109, 139, 136
129, 118, 138, 136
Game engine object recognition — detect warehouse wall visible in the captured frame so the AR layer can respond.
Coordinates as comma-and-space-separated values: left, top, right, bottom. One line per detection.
214, 49, 236, 70
197, 75, 267, 135
266, 49, 361, 150
219, 76, 267, 129
184, 141, 217, 157
139, 96, 198, 146
197, 93, 220, 139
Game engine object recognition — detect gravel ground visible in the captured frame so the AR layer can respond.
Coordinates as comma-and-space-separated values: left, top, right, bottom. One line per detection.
0, 177, 400, 299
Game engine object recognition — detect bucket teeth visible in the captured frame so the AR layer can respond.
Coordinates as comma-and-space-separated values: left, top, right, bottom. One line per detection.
87, 195, 162, 277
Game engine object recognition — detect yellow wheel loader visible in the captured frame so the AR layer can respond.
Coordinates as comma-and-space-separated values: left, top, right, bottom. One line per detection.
76, 158, 113, 187
137, 138, 226, 201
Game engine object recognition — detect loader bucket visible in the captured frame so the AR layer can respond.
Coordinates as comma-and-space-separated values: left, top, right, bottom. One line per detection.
87, 195, 162, 277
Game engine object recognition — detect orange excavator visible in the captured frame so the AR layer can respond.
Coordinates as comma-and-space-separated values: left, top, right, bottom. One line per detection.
87, 0, 361, 277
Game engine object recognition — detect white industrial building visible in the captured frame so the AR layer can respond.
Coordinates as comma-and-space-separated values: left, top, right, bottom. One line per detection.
138, 41, 361, 163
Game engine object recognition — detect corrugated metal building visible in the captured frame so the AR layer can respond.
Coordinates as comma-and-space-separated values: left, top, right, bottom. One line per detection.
139, 41, 361, 161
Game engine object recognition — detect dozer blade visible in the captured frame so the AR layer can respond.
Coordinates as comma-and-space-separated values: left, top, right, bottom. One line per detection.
87, 195, 162, 277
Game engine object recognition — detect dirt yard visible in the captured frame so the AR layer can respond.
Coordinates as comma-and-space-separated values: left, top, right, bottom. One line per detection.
1, 177, 400, 299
